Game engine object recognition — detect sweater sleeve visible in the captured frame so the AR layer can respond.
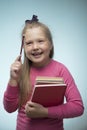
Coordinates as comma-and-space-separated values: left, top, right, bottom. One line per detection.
48, 64, 84, 119
3, 84, 19, 113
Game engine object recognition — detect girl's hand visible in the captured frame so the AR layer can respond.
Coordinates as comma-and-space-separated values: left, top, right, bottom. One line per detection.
9, 56, 22, 86
25, 101, 48, 118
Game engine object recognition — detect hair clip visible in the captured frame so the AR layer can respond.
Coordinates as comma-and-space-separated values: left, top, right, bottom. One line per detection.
25, 15, 38, 24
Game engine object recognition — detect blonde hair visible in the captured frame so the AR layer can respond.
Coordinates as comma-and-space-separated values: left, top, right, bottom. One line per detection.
19, 21, 54, 107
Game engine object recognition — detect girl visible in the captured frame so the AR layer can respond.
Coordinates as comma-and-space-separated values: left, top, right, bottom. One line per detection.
3, 15, 84, 130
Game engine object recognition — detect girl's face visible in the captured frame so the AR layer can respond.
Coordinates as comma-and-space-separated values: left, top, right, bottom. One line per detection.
23, 27, 52, 67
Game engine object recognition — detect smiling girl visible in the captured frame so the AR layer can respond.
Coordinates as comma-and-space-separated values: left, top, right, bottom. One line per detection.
3, 15, 84, 130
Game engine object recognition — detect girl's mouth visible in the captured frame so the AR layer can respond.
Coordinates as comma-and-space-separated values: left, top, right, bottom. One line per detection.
32, 52, 43, 57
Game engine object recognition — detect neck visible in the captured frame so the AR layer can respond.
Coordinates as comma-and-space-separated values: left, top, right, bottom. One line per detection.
32, 58, 51, 68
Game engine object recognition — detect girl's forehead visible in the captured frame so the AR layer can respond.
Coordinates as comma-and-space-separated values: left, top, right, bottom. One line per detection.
24, 28, 48, 42
24, 27, 46, 37
25, 27, 44, 33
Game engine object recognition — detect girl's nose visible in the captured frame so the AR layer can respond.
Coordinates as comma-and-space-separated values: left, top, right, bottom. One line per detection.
33, 42, 39, 50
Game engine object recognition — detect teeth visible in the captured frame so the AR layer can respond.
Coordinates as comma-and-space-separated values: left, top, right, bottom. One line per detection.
32, 52, 42, 56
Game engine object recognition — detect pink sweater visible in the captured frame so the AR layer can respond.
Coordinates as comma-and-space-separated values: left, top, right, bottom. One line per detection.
3, 59, 84, 130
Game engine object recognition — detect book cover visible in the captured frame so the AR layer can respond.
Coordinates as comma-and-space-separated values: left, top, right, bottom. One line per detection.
31, 76, 66, 107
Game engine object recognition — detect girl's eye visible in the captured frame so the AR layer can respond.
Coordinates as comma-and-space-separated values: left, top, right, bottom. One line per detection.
26, 42, 32, 45
38, 40, 44, 43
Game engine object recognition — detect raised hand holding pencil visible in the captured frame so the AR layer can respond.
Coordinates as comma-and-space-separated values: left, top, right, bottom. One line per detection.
8, 37, 24, 86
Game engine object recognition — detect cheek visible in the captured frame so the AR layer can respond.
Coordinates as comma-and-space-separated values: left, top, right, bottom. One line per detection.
45, 44, 52, 53
43, 45, 52, 56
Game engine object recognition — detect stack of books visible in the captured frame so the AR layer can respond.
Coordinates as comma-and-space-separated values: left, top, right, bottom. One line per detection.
31, 76, 67, 107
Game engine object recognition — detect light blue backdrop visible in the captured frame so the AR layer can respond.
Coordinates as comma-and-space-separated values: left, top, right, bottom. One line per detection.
0, 0, 87, 130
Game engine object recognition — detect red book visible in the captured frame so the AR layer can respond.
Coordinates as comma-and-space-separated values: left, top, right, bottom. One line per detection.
31, 76, 67, 107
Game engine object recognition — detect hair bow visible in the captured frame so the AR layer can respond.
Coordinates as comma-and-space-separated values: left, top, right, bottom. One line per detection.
25, 15, 38, 24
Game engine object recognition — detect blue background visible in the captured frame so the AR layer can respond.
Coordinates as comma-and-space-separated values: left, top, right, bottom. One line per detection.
0, 0, 87, 130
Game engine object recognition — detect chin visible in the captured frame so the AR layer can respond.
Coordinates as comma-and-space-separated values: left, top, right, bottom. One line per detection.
32, 58, 44, 64
32, 61, 44, 67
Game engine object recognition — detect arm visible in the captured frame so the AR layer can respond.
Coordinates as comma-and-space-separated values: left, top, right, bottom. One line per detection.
25, 63, 84, 119
25, 79, 84, 119
48, 65, 84, 119
3, 83, 19, 113
3, 56, 22, 113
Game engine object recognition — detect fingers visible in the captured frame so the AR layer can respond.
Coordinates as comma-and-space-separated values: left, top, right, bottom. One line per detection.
10, 61, 21, 73
25, 102, 33, 116
25, 101, 43, 108
10, 56, 22, 80
24, 101, 48, 118
25, 102, 36, 113
16, 55, 22, 61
